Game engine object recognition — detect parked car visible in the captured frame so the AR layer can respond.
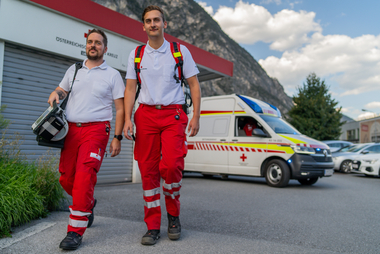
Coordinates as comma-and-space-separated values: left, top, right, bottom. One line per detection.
322, 140, 353, 152
332, 143, 380, 173
351, 154, 380, 177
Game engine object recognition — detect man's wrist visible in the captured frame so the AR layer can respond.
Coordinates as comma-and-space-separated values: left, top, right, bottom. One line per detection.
114, 135, 123, 141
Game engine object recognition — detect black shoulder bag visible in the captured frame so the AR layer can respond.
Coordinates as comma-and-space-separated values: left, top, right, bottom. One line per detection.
32, 62, 83, 148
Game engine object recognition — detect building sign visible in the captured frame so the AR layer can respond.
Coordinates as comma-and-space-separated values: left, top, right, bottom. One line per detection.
0, 0, 137, 71
360, 120, 380, 143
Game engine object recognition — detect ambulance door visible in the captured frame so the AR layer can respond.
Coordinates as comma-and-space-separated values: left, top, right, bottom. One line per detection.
187, 115, 230, 173
228, 116, 268, 176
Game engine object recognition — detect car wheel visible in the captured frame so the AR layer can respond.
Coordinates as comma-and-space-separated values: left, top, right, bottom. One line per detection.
298, 177, 318, 185
340, 160, 352, 173
265, 159, 290, 187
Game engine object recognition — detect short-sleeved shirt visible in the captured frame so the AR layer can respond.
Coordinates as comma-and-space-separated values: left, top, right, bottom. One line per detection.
126, 39, 199, 105
59, 59, 125, 123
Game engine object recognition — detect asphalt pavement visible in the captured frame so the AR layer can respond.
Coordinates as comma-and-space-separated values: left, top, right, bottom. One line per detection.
1, 172, 379, 253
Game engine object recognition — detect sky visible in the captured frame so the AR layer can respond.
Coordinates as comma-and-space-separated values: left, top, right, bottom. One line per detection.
196, 0, 380, 120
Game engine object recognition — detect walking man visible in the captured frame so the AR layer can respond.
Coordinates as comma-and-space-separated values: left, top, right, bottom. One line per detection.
48, 29, 125, 250
124, 5, 201, 245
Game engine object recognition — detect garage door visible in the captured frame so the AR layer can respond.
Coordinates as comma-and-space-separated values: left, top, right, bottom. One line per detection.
1, 43, 133, 184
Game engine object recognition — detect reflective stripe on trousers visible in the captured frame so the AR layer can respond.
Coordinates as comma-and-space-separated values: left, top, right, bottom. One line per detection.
69, 218, 88, 228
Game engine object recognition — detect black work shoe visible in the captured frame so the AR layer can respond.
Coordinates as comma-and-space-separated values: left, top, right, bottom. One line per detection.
59, 231, 83, 250
87, 199, 97, 228
167, 213, 181, 240
141, 230, 160, 245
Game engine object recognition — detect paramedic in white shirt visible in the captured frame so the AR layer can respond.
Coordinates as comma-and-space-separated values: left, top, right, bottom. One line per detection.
123, 5, 201, 246
48, 29, 125, 251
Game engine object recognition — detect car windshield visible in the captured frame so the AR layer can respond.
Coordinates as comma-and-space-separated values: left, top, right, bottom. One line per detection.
259, 115, 300, 134
337, 144, 368, 152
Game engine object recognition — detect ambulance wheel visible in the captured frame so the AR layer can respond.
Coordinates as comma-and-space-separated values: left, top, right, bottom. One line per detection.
298, 177, 318, 185
265, 159, 290, 187
340, 160, 352, 173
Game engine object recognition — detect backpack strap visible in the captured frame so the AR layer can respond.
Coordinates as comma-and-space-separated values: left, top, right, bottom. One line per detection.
170, 42, 183, 83
170, 42, 192, 108
133, 42, 192, 109
134, 45, 146, 101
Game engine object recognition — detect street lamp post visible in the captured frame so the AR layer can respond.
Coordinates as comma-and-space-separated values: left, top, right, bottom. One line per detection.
362, 109, 377, 118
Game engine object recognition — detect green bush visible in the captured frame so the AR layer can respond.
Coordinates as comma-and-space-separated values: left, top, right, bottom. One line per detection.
33, 153, 65, 211
0, 159, 46, 237
0, 137, 65, 237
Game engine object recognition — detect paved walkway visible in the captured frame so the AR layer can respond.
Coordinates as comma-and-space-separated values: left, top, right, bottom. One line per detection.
0, 180, 341, 254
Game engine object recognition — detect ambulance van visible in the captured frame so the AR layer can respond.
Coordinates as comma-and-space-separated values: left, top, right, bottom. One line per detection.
185, 94, 334, 187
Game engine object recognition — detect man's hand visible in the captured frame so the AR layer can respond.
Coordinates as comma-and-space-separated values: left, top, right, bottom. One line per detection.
47, 87, 67, 107
186, 75, 201, 137
109, 138, 121, 157
187, 116, 200, 137
47, 91, 59, 107
123, 119, 134, 140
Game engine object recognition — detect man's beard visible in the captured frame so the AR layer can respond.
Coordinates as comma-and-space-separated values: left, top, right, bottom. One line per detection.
86, 48, 103, 60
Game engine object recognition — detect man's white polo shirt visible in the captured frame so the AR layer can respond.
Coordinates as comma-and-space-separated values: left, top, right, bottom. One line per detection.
59, 60, 125, 123
126, 39, 199, 106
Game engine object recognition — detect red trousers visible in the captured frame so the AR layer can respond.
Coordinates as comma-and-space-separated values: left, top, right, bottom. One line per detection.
59, 122, 109, 235
134, 104, 188, 230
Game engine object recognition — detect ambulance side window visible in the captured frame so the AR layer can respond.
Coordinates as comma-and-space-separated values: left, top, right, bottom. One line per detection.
235, 117, 263, 137
197, 116, 230, 137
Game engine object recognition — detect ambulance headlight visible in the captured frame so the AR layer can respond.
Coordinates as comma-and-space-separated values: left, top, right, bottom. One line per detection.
291, 145, 315, 154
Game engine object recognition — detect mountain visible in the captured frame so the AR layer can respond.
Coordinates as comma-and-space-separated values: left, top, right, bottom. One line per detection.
92, 0, 294, 113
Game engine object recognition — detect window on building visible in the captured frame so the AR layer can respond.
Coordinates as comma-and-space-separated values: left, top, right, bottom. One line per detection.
347, 129, 356, 141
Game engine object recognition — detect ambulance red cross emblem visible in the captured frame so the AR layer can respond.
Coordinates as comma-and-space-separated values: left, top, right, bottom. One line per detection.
240, 153, 247, 162
84, 29, 91, 38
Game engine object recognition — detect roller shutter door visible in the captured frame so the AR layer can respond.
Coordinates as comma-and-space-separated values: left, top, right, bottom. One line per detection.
2, 43, 133, 184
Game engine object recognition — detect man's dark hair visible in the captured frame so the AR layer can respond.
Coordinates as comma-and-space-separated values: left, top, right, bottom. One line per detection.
141, 5, 165, 23
87, 29, 108, 47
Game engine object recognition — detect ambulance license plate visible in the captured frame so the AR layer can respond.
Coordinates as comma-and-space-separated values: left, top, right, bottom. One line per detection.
324, 169, 333, 176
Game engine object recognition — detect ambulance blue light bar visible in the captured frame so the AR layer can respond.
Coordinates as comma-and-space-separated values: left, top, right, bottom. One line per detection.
237, 94, 263, 113
237, 94, 281, 117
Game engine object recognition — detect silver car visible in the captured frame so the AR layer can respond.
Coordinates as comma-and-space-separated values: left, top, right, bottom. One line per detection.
322, 140, 353, 152
332, 143, 380, 173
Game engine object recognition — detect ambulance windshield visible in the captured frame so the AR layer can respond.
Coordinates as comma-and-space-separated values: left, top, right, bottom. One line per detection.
260, 115, 300, 135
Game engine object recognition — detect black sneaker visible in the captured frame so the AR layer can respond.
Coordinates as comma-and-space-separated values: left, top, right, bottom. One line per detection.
87, 199, 97, 228
59, 231, 83, 250
167, 213, 181, 240
141, 230, 160, 245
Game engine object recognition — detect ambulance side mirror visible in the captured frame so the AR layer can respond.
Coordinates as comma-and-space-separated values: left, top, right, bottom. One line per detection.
252, 128, 268, 137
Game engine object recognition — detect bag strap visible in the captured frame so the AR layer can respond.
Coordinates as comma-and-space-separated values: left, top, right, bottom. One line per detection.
171, 42, 183, 84
60, 61, 83, 110
170, 42, 192, 107
134, 45, 146, 102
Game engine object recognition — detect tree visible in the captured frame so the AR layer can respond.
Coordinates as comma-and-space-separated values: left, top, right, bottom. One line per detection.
287, 73, 343, 140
